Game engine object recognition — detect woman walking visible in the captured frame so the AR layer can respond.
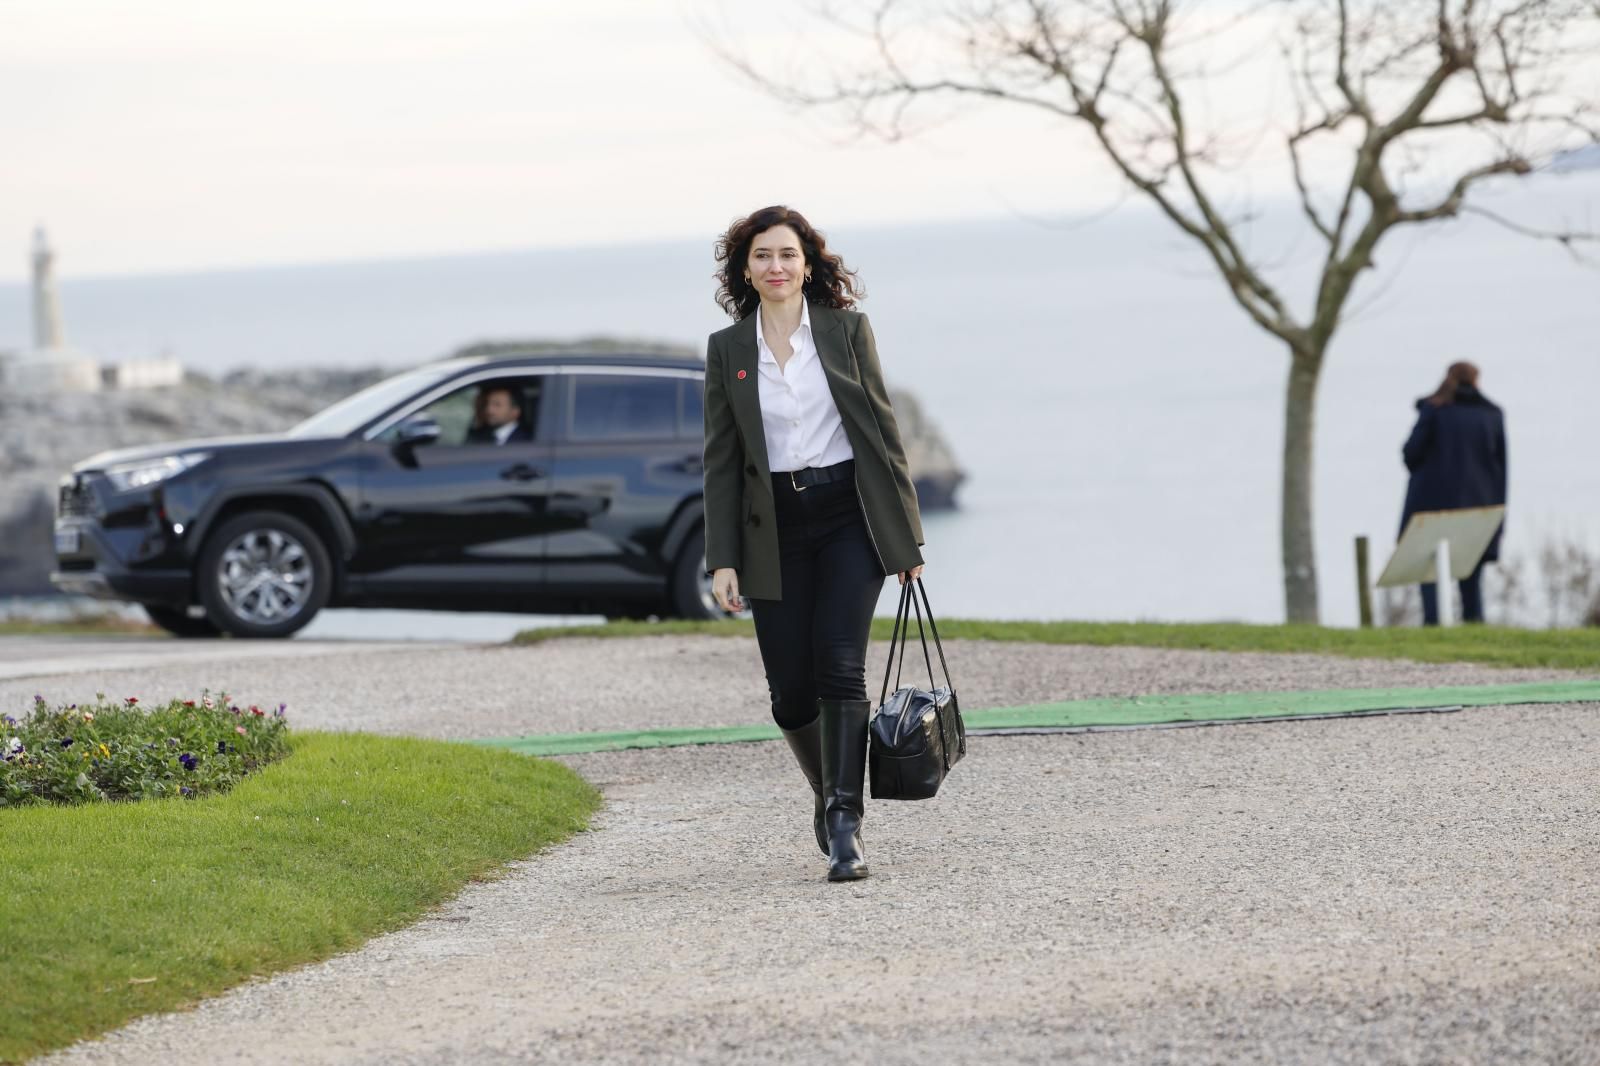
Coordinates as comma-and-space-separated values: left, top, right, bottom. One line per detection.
702, 205, 926, 882
1400, 361, 1508, 625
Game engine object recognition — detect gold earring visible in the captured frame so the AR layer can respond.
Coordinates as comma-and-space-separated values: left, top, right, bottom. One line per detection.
805, 273, 812, 282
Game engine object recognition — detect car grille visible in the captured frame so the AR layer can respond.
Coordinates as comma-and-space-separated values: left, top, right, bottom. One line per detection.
58, 482, 94, 517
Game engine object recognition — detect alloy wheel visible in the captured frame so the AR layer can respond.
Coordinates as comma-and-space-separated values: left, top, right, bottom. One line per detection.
216, 528, 314, 624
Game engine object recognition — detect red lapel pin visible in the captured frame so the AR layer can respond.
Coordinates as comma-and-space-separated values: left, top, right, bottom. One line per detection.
737, 369, 747, 379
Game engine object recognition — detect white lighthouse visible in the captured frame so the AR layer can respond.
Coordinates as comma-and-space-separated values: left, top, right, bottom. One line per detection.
1, 228, 181, 394
31, 227, 67, 350
1, 227, 103, 393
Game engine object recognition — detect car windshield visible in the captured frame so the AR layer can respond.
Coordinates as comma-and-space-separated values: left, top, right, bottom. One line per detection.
287, 365, 463, 439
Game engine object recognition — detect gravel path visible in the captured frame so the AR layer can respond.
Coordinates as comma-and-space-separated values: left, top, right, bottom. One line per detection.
2, 634, 1592, 739
17, 635, 1600, 1064
0, 637, 446, 682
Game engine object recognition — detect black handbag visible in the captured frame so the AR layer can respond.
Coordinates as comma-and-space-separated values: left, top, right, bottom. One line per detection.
868, 576, 964, 800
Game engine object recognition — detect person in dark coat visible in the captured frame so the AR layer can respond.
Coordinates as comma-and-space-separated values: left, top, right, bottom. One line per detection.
1399, 361, 1507, 624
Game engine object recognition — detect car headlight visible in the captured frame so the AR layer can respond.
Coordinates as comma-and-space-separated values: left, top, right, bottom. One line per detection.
103, 453, 212, 493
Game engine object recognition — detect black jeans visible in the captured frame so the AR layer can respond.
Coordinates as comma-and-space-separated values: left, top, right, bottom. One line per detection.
746, 469, 887, 730
1420, 558, 1487, 625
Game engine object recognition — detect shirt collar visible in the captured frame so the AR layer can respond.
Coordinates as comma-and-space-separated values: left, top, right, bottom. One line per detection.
755, 300, 812, 366
494, 421, 516, 445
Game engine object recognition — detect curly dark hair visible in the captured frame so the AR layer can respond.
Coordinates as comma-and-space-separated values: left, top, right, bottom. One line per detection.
713, 205, 864, 320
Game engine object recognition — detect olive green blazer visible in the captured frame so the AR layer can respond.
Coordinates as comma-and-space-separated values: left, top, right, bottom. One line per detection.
702, 302, 925, 600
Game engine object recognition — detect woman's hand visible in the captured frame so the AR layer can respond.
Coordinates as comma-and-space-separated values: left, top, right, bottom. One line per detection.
712, 567, 744, 613
897, 564, 925, 586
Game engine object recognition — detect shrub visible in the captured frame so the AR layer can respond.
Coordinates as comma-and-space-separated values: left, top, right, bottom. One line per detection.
1, 692, 290, 807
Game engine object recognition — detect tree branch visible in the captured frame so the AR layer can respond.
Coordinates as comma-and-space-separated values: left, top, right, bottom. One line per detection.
1396, 157, 1534, 223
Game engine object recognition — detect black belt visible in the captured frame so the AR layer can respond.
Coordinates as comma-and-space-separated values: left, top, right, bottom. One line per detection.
772, 458, 854, 492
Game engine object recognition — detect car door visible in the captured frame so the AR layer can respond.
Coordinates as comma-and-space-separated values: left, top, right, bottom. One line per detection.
542, 369, 704, 599
352, 372, 559, 605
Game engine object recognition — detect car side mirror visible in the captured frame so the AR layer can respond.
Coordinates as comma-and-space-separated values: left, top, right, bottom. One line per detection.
395, 418, 442, 448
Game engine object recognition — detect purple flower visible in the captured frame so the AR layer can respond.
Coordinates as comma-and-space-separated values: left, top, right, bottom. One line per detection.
178, 752, 198, 771
275, 703, 287, 717
229, 705, 241, 715
2, 715, 16, 727
216, 740, 229, 754
179, 785, 193, 797
165, 737, 178, 748
60, 737, 74, 748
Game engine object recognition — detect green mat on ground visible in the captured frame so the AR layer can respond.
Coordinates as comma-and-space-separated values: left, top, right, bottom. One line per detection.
470, 680, 1600, 756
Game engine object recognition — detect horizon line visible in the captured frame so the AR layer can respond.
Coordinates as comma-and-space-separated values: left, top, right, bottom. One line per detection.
0, 202, 1176, 289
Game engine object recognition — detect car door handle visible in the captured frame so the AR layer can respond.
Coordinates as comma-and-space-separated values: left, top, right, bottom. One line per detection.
500, 463, 545, 482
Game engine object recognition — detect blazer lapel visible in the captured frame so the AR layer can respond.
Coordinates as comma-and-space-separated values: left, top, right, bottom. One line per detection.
724, 312, 772, 481
808, 303, 856, 396
810, 304, 887, 468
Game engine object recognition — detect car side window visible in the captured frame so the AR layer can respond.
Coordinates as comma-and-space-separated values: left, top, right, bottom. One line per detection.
376, 376, 544, 446
569, 375, 678, 441
679, 378, 703, 439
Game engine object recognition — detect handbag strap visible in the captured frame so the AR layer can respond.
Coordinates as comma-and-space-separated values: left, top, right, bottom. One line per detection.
878, 580, 913, 707
913, 577, 954, 692
878, 577, 956, 704
906, 579, 937, 689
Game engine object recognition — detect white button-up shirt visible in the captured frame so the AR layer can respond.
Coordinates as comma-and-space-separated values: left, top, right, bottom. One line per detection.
755, 300, 854, 473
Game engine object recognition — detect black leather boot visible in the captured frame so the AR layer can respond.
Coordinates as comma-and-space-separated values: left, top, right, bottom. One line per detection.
818, 696, 871, 881
779, 715, 829, 855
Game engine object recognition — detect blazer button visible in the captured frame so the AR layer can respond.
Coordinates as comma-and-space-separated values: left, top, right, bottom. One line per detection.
748, 514, 761, 527
745, 464, 757, 475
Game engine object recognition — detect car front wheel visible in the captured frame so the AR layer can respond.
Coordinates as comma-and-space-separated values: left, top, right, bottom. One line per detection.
196, 511, 332, 638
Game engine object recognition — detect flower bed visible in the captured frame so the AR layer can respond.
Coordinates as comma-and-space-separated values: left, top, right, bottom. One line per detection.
1, 692, 290, 806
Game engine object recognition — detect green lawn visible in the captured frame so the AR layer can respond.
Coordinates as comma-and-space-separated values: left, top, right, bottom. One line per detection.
512, 618, 1600, 672
0, 731, 600, 1063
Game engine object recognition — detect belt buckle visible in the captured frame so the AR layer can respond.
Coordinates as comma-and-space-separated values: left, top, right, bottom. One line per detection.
789, 470, 808, 493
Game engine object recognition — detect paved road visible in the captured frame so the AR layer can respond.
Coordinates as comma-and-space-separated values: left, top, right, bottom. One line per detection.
15, 635, 1599, 1064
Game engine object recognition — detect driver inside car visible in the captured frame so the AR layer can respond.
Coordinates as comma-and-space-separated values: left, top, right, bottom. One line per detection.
464, 383, 531, 445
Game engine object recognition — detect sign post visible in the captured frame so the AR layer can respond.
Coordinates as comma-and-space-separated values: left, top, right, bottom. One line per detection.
1376, 505, 1506, 626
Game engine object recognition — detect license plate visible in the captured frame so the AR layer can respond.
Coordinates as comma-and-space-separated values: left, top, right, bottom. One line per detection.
54, 528, 81, 555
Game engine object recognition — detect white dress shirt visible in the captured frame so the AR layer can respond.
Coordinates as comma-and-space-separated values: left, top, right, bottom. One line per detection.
755, 300, 855, 473
494, 421, 517, 445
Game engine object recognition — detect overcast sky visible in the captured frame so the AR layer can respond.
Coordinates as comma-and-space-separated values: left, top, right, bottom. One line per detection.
6, 1, 1592, 282
2, 0, 1153, 281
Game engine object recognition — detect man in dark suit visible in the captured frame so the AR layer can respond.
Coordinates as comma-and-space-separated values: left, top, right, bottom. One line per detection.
464, 383, 532, 445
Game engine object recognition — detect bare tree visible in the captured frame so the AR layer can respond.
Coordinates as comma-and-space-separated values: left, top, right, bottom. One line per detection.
1538, 535, 1600, 626
714, 0, 1600, 622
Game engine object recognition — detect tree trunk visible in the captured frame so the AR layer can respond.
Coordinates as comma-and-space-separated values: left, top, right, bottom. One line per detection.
1282, 351, 1322, 623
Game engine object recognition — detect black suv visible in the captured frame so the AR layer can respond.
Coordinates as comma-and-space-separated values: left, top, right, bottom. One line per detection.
52, 352, 733, 637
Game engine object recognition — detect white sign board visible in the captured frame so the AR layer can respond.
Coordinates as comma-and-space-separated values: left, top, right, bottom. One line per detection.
1376, 505, 1506, 588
